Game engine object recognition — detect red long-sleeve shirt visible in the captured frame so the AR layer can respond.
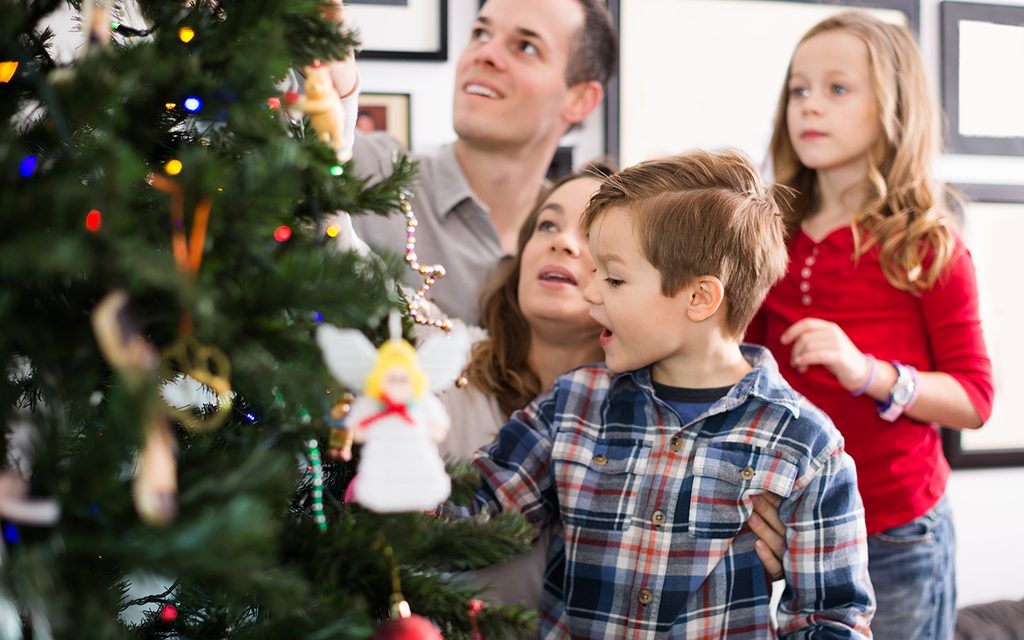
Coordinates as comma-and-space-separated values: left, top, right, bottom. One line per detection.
748, 225, 993, 534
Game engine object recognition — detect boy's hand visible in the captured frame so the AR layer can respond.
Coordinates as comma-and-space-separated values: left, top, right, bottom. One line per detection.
780, 317, 870, 391
749, 493, 785, 581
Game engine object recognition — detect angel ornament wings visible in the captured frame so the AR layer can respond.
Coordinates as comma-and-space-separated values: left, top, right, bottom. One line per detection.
316, 315, 469, 513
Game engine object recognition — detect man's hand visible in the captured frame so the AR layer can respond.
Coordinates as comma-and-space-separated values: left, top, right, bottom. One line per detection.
321, 0, 344, 24
320, 0, 358, 98
749, 493, 785, 581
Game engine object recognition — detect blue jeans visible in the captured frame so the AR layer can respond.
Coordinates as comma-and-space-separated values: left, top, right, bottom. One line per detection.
867, 495, 956, 640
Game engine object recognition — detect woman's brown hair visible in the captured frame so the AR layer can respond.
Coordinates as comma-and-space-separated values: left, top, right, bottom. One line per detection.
768, 11, 954, 293
463, 161, 616, 417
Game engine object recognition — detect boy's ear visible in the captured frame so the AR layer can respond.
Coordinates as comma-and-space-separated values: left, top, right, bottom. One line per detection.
686, 276, 725, 323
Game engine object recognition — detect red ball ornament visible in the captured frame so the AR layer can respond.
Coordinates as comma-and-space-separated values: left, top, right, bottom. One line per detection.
273, 225, 292, 242
372, 615, 442, 640
85, 209, 102, 232
159, 604, 178, 622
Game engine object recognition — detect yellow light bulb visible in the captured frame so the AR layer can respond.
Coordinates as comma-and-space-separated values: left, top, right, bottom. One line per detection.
165, 159, 183, 175
178, 27, 195, 43
326, 226, 339, 238
0, 61, 18, 83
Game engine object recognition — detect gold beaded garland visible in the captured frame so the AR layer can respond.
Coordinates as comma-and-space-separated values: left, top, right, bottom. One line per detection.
401, 192, 452, 333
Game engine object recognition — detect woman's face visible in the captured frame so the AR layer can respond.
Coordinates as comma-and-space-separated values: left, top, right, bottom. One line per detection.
516, 176, 602, 336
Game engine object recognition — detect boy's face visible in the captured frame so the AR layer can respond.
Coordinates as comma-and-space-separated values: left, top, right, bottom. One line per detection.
582, 207, 691, 375
453, 0, 585, 149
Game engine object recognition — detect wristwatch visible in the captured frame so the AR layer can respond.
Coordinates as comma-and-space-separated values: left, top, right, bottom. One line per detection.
877, 362, 918, 422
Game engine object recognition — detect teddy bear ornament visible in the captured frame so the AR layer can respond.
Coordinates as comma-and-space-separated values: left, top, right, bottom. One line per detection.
298, 62, 351, 162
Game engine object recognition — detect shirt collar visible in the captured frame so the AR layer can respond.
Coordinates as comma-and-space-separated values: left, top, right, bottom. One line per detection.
609, 344, 803, 419
430, 144, 488, 218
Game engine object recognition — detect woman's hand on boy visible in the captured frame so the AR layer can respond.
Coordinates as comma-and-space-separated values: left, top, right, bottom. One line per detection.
780, 317, 870, 391
750, 493, 785, 581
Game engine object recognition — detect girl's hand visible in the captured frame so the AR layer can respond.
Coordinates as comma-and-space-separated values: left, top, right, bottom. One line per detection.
749, 493, 785, 581
780, 317, 871, 390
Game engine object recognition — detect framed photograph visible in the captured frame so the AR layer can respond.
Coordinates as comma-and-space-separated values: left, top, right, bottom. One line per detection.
941, 2, 1024, 156
345, 0, 447, 61
942, 184, 1024, 468
605, 0, 917, 166
357, 92, 412, 149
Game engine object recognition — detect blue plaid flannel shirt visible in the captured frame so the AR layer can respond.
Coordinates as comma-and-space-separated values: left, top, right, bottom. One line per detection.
447, 345, 874, 639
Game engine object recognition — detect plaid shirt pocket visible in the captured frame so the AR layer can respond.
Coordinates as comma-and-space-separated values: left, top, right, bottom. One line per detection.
551, 436, 650, 531
689, 443, 799, 539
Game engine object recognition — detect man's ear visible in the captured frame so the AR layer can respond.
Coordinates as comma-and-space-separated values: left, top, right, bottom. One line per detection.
686, 276, 726, 323
563, 80, 603, 125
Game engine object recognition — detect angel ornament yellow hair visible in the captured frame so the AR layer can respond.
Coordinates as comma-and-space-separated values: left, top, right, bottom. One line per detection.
316, 314, 469, 513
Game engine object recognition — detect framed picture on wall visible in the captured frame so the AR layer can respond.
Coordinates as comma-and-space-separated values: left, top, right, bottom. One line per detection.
604, 0, 917, 166
941, 2, 1024, 156
357, 92, 412, 149
942, 184, 1024, 468
345, 0, 447, 61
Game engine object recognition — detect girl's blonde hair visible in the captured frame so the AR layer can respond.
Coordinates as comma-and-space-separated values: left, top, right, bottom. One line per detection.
768, 11, 954, 293
364, 339, 427, 401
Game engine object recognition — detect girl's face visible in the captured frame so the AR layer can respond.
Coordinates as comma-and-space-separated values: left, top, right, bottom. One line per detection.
786, 30, 883, 179
517, 176, 602, 336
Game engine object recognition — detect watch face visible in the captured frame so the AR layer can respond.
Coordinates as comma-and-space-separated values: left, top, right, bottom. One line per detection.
893, 385, 913, 406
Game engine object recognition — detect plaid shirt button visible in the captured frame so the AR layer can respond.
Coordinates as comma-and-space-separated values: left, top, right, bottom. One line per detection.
593, 454, 607, 465
638, 589, 653, 605
669, 436, 683, 452
651, 510, 666, 525
740, 466, 756, 481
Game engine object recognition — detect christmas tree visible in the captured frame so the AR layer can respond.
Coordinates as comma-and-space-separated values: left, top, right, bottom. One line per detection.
0, 1, 534, 637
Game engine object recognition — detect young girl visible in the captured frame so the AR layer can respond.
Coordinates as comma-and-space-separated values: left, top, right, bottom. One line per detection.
749, 12, 994, 640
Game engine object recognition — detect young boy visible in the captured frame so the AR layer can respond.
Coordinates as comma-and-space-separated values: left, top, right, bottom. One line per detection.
445, 150, 874, 638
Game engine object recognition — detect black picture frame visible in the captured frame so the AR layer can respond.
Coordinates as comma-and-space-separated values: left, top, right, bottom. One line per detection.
941, 2, 1024, 156
347, 0, 448, 61
604, 0, 919, 163
941, 183, 1024, 469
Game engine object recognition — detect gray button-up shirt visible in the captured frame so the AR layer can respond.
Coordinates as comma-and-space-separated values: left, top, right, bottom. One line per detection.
350, 132, 506, 325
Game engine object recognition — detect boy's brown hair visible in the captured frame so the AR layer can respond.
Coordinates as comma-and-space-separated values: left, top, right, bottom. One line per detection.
581, 149, 787, 337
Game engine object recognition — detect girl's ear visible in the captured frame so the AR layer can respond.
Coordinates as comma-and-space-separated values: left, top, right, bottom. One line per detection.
686, 276, 726, 323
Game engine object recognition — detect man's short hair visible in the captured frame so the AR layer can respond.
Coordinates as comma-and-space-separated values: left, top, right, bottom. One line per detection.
566, 0, 617, 87
581, 149, 788, 337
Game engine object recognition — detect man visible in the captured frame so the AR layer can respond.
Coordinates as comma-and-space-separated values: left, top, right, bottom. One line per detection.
328, 0, 617, 324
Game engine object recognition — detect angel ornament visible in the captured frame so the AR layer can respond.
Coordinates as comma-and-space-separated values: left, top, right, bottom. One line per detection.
316, 315, 469, 513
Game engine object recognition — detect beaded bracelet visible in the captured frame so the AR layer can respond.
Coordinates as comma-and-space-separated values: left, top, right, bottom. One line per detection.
851, 354, 877, 396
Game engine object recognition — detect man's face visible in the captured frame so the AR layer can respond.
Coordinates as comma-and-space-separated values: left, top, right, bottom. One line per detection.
453, 0, 584, 149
